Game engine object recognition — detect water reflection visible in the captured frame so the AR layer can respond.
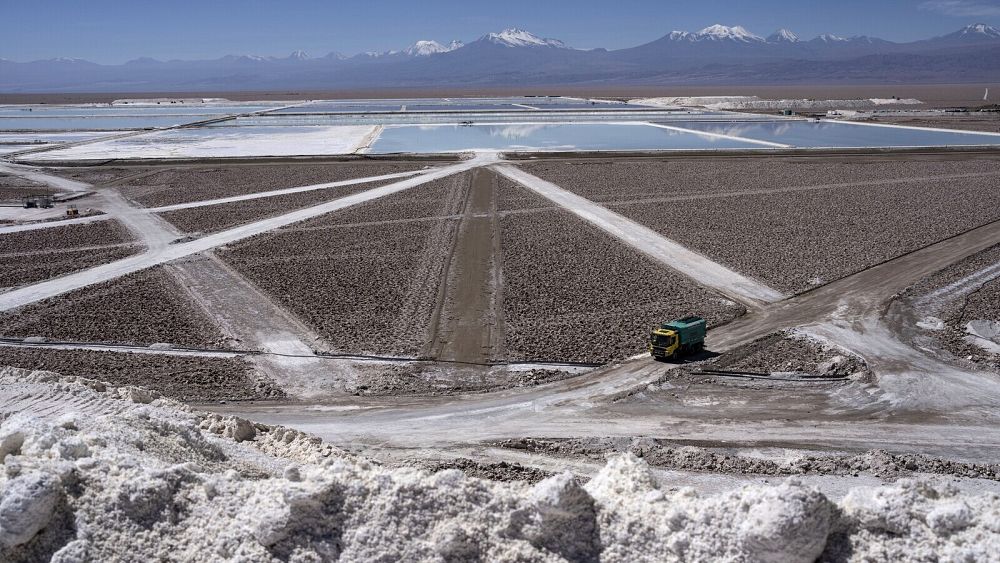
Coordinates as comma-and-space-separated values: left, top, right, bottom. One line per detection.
670, 120, 1000, 148
368, 123, 762, 153
487, 124, 551, 140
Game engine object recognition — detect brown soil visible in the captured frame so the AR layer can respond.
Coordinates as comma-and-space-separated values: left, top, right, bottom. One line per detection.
0, 186, 58, 203
47, 167, 158, 186
418, 458, 554, 484
348, 363, 578, 396
0, 266, 231, 349
0, 245, 141, 290
710, 331, 869, 377
497, 176, 551, 212
218, 174, 468, 356
901, 243, 1000, 369
521, 158, 1000, 294
117, 162, 432, 208
499, 186, 745, 363
156, 180, 389, 234
0, 173, 44, 189
0, 219, 135, 253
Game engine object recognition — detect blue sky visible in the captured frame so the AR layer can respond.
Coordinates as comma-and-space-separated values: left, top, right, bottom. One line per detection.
3, 0, 1000, 63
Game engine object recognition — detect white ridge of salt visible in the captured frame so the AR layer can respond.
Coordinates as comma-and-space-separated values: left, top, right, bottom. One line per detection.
1, 367, 999, 561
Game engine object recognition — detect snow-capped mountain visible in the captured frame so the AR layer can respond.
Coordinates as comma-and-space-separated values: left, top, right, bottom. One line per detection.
958, 23, 1000, 38
359, 50, 397, 59
940, 23, 1000, 42
693, 24, 765, 43
4, 24, 999, 92
481, 28, 568, 48
768, 29, 799, 43
220, 54, 271, 63
45, 57, 93, 64
813, 34, 848, 43
402, 40, 463, 56
654, 25, 888, 47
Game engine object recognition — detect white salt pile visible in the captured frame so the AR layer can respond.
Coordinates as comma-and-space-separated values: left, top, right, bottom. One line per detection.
1, 367, 998, 562
633, 96, 923, 111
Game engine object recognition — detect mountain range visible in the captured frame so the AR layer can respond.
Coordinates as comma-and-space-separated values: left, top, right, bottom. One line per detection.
3, 24, 1000, 92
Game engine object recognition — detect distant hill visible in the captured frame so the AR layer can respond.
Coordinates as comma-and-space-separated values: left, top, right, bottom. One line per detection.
3, 25, 1000, 92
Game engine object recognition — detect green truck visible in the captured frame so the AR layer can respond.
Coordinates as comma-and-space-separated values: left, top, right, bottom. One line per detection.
649, 316, 706, 360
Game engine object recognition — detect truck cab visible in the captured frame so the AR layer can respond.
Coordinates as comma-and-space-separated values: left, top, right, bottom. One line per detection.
650, 316, 706, 360
649, 329, 680, 358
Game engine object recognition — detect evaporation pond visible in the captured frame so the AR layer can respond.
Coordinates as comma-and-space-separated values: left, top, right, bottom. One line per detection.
368, 123, 763, 153
0, 115, 229, 131
671, 120, 1000, 148
0, 105, 276, 118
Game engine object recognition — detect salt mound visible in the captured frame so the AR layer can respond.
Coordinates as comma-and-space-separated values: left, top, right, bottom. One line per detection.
2, 367, 999, 562
633, 96, 923, 111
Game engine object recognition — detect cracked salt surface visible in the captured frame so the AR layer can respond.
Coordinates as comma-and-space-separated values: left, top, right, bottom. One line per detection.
2, 366, 999, 562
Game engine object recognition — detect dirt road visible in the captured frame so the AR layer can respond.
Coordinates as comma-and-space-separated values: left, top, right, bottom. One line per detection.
429, 168, 502, 363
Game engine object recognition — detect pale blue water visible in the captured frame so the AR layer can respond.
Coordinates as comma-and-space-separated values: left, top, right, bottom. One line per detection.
0, 105, 274, 117
669, 120, 1000, 148
0, 115, 231, 131
368, 123, 762, 153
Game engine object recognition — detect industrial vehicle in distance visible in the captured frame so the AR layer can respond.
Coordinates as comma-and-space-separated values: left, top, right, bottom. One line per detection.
650, 316, 706, 361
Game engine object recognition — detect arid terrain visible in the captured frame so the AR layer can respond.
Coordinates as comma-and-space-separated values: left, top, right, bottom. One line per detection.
3, 99, 1000, 561
1, 83, 996, 107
